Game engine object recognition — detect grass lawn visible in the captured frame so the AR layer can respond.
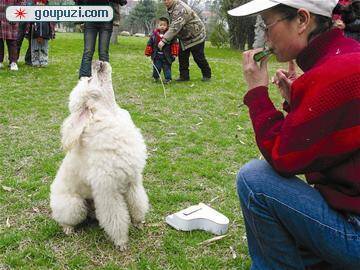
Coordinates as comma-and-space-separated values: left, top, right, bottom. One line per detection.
0, 33, 286, 269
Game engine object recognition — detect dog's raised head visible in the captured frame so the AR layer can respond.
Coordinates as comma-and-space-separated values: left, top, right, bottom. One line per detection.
61, 61, 116, 151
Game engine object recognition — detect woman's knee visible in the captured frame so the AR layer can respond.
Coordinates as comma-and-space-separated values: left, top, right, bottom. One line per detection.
236, 159, 273, 198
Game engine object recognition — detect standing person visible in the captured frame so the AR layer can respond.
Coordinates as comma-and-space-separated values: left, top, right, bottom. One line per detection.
27, 0, 55, 67
17, 0, 33, 65
0, 0, 21, 71
228, 0, 360, 269
145, 17, 179, 84
343, 0, 360, 41
74, 0, 127, 78
159, 0, 211, 82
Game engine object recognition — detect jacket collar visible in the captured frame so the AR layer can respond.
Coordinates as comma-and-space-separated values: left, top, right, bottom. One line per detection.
296, 29, 346, 72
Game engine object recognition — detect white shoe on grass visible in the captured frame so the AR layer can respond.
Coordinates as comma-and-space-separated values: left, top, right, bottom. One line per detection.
0, 62, 4, 69
10, 62, 18, 71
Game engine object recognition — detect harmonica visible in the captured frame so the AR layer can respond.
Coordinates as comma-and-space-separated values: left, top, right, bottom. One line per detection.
253, 49, 273, 62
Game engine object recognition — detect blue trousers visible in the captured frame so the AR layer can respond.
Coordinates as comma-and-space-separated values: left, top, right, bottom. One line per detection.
152, 53, 171, 81
236, 159, 360, 270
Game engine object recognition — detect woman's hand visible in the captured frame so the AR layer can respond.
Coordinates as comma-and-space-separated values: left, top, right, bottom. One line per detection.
243, 49, 270, 90
272, 60, 297, 104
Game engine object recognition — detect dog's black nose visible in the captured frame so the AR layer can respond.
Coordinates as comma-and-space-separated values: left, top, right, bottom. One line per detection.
98, 62, 104, 73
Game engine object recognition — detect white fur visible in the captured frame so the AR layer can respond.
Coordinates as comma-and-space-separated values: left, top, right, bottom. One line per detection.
50, 61, 149, 250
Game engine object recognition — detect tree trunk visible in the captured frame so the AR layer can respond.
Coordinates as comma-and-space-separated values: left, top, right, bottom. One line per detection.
223, 0, 256, 50
111, 26, 119, 44
111, 3, 121, 44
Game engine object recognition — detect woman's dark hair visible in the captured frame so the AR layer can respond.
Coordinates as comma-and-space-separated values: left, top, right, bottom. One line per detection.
271, 4, 332, 42
159, 17, 169, 25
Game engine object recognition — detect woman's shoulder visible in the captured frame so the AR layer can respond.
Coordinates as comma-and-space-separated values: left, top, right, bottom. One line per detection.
294, 52, 360, 99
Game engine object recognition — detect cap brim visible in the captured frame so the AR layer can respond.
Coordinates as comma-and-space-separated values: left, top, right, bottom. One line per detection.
228, 0, 279, 16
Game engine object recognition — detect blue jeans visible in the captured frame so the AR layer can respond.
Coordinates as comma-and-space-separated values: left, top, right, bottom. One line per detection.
152, 53, 172, 81
79, 22, 113, 78
236, 159, 360, 270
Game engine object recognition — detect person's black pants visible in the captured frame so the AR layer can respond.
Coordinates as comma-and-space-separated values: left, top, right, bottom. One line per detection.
0, 39, 18, 63
17, 22, 31, 64
178, 41, 211, 80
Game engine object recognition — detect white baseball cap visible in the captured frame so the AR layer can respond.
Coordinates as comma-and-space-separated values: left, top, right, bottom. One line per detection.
228, 0, 339, 18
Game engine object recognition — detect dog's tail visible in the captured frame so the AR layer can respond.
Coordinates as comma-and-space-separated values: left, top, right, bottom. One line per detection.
61, 106, 92, 151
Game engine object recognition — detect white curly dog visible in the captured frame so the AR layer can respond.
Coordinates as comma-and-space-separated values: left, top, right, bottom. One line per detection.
50, 61, 149, 250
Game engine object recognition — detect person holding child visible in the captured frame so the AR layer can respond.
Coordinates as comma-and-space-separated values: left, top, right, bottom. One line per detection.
228, 0, 360, 268
145, 17, 179, 84
159, 0, 211, 82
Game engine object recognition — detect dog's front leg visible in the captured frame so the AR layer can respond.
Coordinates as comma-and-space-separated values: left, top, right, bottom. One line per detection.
125, 176, 149, 228
92, 182, 130, 251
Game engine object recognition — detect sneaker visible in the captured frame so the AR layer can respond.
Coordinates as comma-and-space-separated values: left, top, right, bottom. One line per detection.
0, 62, 3, 69
153, 78, 160, 83
10, 62, 18, 71
79, 76, 90, 81
175, 77, 190, 82
164, 79, 172, 84
201, 77, 211, 82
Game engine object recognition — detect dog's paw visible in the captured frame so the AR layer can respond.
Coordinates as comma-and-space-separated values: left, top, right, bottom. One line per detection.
133, 221, 145, 229
62, 225, 75, 235
115, 242, 128, 251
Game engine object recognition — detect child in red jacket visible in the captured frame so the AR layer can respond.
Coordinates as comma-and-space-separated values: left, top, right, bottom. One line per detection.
145, 17, 179, 83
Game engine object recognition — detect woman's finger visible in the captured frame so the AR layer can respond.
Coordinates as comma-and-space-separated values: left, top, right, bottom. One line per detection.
259, 53, 270, 71
288, 60, 296, 74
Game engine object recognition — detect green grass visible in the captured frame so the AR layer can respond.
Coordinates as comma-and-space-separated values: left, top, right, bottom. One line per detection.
0, 33, 286, 269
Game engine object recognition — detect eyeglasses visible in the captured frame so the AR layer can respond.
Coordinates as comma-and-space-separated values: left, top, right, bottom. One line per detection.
259, 16, 291, 32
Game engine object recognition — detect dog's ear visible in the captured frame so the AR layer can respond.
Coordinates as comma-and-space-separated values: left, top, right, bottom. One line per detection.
61, 106, 92, 151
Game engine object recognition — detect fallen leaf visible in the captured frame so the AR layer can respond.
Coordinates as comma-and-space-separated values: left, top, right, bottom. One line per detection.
2, 185, 13, 192
198, 235, 227, 245
6, 218, 11, 228
155, 118, 167, 123
147, 223, 163, 227
230, 246, 237, 259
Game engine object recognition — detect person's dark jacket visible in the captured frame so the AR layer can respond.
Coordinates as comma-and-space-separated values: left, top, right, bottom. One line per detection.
26, 22, 55, 40
145, 29, 179, 64
343, 1, 360, 41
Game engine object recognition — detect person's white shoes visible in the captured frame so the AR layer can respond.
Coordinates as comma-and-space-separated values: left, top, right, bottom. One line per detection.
0, 62, 4, 69
10, 62, 18, 71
